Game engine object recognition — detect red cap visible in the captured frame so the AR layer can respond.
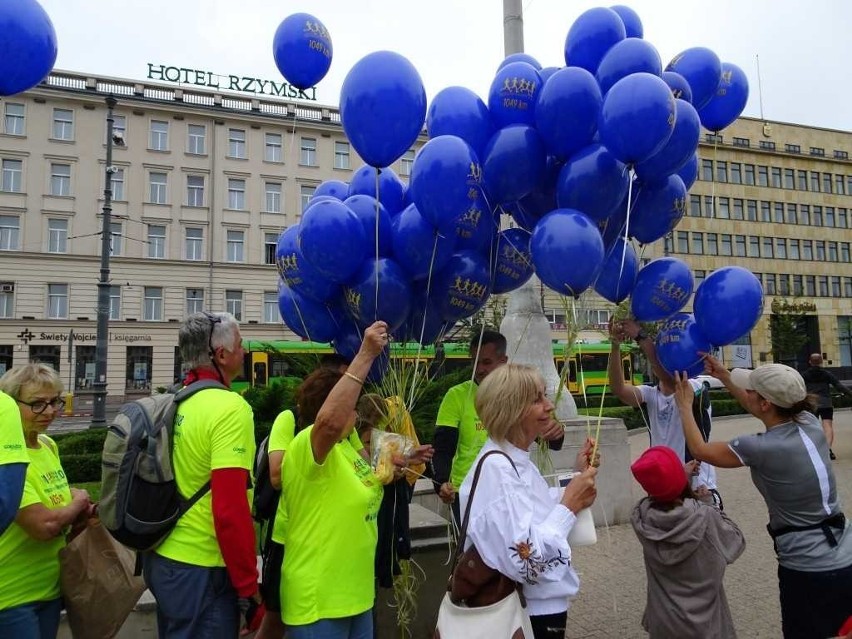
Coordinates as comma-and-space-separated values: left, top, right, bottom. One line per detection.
631, 446, 688, 502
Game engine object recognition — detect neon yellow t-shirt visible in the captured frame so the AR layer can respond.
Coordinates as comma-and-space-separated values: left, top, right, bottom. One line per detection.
435, 380, 486, 487
156, 388, 255, 567
0, 436, 70, 610
268, 411, 364, 545
279, 426, 382, 625
0, 391, 27, 466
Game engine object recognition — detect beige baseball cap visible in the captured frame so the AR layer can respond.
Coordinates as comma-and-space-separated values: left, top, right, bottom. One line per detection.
729, 364, 807, 408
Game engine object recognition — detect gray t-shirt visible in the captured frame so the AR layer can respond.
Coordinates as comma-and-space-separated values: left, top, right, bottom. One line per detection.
728, 412, 852, 571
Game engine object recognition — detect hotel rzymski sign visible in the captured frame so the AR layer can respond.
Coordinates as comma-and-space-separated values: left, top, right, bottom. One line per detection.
146, 63, 318, 101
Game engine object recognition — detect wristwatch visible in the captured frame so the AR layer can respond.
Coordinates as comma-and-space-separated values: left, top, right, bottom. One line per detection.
636, 329, 649, 342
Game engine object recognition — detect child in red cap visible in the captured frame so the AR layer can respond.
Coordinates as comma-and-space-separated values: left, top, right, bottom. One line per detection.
630, 446, 746, 639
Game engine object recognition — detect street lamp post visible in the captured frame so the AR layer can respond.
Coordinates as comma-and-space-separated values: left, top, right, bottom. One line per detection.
91, 95, 122, 427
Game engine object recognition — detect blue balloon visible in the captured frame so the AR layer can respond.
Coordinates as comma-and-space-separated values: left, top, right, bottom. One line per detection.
340, 51, 426, 168
677, 152, 698, 191
599, 73, 676, 165
661, 71, 693, 103
453, 194, 498, 253
697, 62, 749, 132
0, 0, 57, 96
391, 204, 456, 280
693, 266, 764, 346
635, 99, 700, 183
488, 62, 542, 128
278, 283, 339, 342
596, 38, 662, 95
299, 200, 367, 282
530, 209, 605, 297
564, 7, 626, 74
556, 143, 629, 222
276, 226, 338, 302
593, 238, 638, 303
491, 228, 534, 294
433, 251, 492, 322
656, 313, 712, 377
630, 175, 687, 244
348, 165, 406, 215
499, 53, 542, 71
539, 66, 561, 85
411, 135, 482, 229
427, 87, 495, 159
272, 13, 332, 90
482, 125, 547, 204
631, 257, 693, 321
343, 195, 393, 258
398, 287, 448, 345
313, 180, 349, 201
535, 67, 602, 160
500, 202, 539, 233
609, 5, 644, 38
333, 320, 364, 361
345, 258, 412, 332
666, 47, 722, 110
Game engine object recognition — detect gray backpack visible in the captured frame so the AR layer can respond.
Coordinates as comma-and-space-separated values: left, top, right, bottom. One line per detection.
99, 379, 225, 551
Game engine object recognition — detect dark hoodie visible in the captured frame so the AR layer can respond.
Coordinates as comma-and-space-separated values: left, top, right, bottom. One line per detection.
631, 497, 746, 639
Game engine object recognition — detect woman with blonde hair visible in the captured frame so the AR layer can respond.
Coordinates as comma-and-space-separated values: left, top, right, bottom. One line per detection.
458, 363, 598, 639
0, 363, 91, 638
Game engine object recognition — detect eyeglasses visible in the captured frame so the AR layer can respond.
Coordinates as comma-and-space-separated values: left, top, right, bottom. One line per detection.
203, 312, 222, 358
17, 396, 65, 415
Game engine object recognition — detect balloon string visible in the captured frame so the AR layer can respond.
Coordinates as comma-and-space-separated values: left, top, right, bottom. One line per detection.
571, 297, 593, 440
374, 168, 381, 324
287, 109, 298, 177
407, 234, 442, 409
618, 167, 635, 289
711, 138, 719, 221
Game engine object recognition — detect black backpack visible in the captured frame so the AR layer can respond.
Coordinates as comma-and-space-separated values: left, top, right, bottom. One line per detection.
252, 408, 297, 523
99, 379, 226, 551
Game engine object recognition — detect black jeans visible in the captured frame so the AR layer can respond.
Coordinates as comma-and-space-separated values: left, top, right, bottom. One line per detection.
530, 611, 567, 639
778, 562, 852, 639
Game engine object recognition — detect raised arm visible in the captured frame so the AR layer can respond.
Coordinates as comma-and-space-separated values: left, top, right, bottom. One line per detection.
621, 319, 674, 392
701, 353, 753, 412
607, 322, 641, 407
674, 372, 742, 468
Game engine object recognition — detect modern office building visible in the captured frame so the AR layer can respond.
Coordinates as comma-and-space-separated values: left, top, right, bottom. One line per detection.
0, 68, 849, 402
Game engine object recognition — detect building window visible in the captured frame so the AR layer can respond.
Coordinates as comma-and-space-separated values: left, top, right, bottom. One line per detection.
47, 284, 68, 319
263, 291, 278, 323
818, 276, 829, 297
757, 165, 768, 187
187, 124, 206, 155
778, 274, 790, 297
730, 163, 742, 184
748, 236, 760, 257
841, 209, 849, 229
815, 240, 826, 261
785, 144, 801, 154
300, 137, 317, 166
0, 215, 20, 250
265, 181, 282, 213
765, 274, 776, 296
841, 242, 850, 263
265, 132, 283, 162
828, 241, 838, 262
264, 232, 278, 265
109, 285, 121, 320
716, 161, 728, 183
836, 175, 846, 195
334, 141, 351, 170
149, 172, 167, 204
732, 199, 744, 220
789, 239, 800, 260
786, 203, 797, 225
400, 149, 415, 177
826, 207, 836, 228
746, 200, 757, 221
836, 150, 849, 160
147, 224, 166, 259
109, 222, 122, 257
800, 205, 811, 226
300, 185, 315, 212
110, 115, 126, 144
143, 287, 163, 320
186, 175, 205, 207
126, 346, 153, 391
47, 218, 68, 253
4, 103, 24, 135
758, 140, 775, 150
805, 275, 816, 297
762, 237, 774, 258
0, 286, 13, 318
149, 120, 169, 151
185, 227, 203, 260
225, 290, 243, 320
743, 164, 755, 185
810, 171, 820, 192
798, 170, 808, 191
773, 202, 784, 224
227, 178, 246, 209
228, 128, 246, 159
792, 275, 803, 297
813, 206, 823, 227
775, 238, 787, 259
770, 167, 781, 188
111, 168, 125, 200
703, 195, 715, 218
1, 159, 22, 192
706, 133, 723, 144
677, 231, 689, 253
717, 197, 730, 219
823, 172, 833, 194
707, 233, 718, 254
52, 109, 74, 140
809, 147, 825, 157
802, 240, 813, 261
691, 232, 704, 254
74, 346, 95, 390
226, 229, 244, 262
783, 168, 794, 189
694, 270, 706, 286
689, 195, 701, 217
186, 288, 204, 315
846, 280, 852, 299
50, 163, 71, 196
760, 201, 771, 222
732, 137, 749, 147
720, 234, 732, 256
735, 235, 746, 257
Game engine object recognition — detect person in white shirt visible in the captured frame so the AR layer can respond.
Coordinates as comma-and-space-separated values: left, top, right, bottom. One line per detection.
459, 364, 598, 639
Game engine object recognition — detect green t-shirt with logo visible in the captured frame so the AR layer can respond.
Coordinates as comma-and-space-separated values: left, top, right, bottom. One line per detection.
0, 436, 70, 610
279, 426, 382, 625
436, 380, 487, 487
0, 391, 27, 467
156, 388, 255, 568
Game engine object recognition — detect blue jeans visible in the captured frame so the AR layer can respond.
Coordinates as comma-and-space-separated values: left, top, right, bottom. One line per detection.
0, 598, 62, 639
287, 610, 373, 639
143, 553, 239, 639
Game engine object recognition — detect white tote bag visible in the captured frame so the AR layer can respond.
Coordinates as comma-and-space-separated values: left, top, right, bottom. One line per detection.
434, 590, 534, 639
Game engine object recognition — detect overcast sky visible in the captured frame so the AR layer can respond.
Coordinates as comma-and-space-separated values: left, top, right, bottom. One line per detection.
37, 0, 850, 132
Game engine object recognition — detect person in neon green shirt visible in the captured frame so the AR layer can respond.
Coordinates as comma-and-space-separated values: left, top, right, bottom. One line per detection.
0, 364, 91, 638
279, 321, 388, 638
0, 389, 28, 535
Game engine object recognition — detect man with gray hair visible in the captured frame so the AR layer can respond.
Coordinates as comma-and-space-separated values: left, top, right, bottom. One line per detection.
144, 312, 264, 637
802, 353, 852, 460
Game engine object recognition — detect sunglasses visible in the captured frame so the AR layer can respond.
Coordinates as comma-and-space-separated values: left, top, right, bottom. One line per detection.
17, 396, 65, 415
202, 312, 223, 358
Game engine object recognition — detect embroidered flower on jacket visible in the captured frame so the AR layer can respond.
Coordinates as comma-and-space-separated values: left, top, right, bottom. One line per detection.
509, 538, 568, 585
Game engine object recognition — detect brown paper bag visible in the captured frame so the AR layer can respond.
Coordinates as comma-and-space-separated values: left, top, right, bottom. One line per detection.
59, 519, 147, 639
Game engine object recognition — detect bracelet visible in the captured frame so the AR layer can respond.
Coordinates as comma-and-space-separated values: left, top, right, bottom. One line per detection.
343, 371, 364, 385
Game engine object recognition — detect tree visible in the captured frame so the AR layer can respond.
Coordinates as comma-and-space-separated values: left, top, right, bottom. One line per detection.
769, 312, 808, 366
